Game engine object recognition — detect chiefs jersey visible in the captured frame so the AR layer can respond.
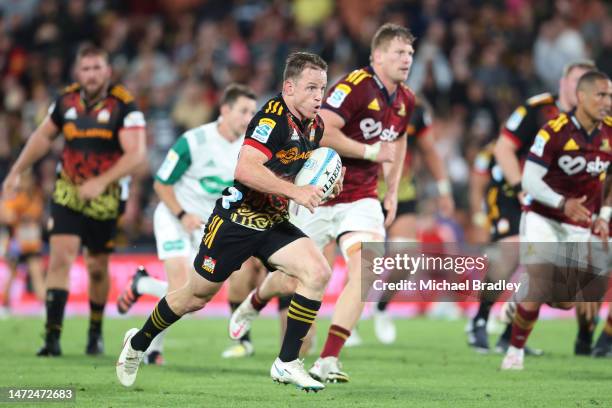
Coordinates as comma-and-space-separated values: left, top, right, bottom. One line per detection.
49, 82, 145, 220
215, 94, 324, 231
494, 92, 562, 186
322, 66, 415, 205
526, 113, 612, 227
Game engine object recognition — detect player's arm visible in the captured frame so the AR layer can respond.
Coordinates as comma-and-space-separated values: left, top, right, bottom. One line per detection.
593, 169, 612, 241
78, 112, 147, 200
2, 117, 59, 196
522, 127, 590, 223
380, 134, 407, 227
154, 136, 202, 232
234, 145, 323, 213
416, 128, 454, 216
470, 147, 492, 233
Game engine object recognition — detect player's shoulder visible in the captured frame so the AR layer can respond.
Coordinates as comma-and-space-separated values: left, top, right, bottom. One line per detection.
182, 122, 215, 146
603, 116, 612, 129
525, 92, 556, 109
399, 83, 416, 102
543, 112, 571, 135
60, 82, 81, 96
109, 83, 136, 104
248, 96, 286, 142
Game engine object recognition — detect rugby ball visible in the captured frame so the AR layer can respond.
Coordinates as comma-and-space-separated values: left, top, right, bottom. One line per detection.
294, 147, 342, 199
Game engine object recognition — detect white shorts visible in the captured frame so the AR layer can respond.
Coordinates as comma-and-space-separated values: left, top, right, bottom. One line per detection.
519, 211, 603, 269
291, 197, 385, 250
153, 203, 206, 261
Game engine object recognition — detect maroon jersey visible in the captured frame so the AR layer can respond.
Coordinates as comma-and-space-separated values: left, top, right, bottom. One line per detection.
49, 82, 145, 220
526, 113, 612, 227
321, 66, 415, 205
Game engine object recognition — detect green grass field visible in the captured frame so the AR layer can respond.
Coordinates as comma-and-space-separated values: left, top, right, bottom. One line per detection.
1, 316, 611, 407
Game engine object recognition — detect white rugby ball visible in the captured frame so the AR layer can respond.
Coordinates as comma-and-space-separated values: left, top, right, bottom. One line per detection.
294, 147, 342, 199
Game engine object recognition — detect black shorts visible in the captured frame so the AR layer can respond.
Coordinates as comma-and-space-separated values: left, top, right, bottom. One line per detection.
396, 199, 417, 217
193, 213, 307, 283
48, 202, 118, 254
485, 184, 521, 241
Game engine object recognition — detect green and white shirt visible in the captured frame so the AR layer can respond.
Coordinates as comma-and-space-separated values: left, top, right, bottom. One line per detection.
155, 121, 243, 218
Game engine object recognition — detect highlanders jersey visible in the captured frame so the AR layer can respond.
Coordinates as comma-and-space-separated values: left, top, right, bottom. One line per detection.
526, 113, 612, 227
155, 121, 243, 218
322, 66, 416, 205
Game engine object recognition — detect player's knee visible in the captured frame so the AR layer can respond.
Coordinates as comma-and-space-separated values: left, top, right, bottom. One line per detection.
88, 269, 108, 284
304, 260, 332, 292
279, 275, 298, 295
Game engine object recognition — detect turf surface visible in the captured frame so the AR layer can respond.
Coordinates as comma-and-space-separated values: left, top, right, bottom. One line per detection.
0, 316, 610, 407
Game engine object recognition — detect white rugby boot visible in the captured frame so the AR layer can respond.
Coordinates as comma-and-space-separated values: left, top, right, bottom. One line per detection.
116, 328, 145, 387
270, 358, 325, 392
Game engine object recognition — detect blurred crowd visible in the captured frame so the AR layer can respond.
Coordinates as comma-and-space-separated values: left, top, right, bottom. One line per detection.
0, 0, 610, 251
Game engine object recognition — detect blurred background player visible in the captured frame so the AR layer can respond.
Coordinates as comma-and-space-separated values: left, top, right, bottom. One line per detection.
0, 169, 45, 314
1, 44, 147, 356
369, 95, 454, 345
115, 84, 259, 363
467, 60, 596, 354
501, 70, 612, 370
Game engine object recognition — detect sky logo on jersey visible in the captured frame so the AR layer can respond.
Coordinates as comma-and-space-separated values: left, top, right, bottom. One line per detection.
157, 149, 179, 181
326, 84, 351, 109
202, 256, 216, 273
360, 118, 399, 141
252, 118, 276, 143
557, 155, 610, 176
64, 107, 77, 120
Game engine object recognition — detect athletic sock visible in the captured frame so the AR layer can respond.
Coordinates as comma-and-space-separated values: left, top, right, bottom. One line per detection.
45, 288, 68, 339
136, 276, 168, 298
278, 293, 320, 362
88, 301, 105, 334
320, 324, 351, 358
230, 301, 250, 342
250, 288, 268, 312
473, 299, 493, 325
510, 305, 539, 349
131, 297, 181, 351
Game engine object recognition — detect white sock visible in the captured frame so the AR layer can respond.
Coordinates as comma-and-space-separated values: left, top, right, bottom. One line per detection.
136, 277, 168, 298
146, 329, 166, 354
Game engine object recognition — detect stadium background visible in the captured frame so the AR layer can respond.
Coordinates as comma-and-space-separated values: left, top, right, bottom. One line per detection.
0, 0, 610, 316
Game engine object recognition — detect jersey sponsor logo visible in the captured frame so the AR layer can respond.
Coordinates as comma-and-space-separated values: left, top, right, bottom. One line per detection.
162, 240, 186, 251
202, 256, 216, 273
326, 84, 351, 108
359, 118, 399, 141
368, 98, 380, 111
601, 139, 611, 152
562, 138, 579, 151
291, 128, 299, 141
97, 109, 110, 123
252, 118, 276, 143
64, 107, 78, 120
505, 106, 526, 131
199, 176, 233, 195
63, 123, 113, 140
157, 150, 180, 181
275, 147, 312, 164
557, 155, 610, 176
529, 129, 550, 157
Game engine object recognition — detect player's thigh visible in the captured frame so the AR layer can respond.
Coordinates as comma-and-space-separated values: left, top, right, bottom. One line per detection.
290, 204, 334, 249
193, 214, 260, 284
47, 204, 82, 269
265, 235, 330, 285
489, 191, 521, 242
154, 203, 193, 261
387, 210, 417, 241
185, 267, 225, 302
163, 256, 192, 292
228, 258, 261, 299
336, 198, 386, 259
